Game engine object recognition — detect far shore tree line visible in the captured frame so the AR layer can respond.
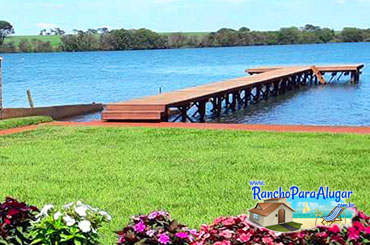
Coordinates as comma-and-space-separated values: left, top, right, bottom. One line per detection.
1, 20, 370, 53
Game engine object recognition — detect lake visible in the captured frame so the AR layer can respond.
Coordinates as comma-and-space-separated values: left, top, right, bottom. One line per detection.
1, 42, 370, 125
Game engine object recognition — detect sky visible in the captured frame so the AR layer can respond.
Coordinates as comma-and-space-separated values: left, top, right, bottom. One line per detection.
2, 0, 370, 35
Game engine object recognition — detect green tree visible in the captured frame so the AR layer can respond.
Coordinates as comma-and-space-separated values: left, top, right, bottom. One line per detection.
340, 27, 364, 42
0, 21, 14, 45
18, 39, 33, 52
277, 27, 300, 44
314, 209, 323, 226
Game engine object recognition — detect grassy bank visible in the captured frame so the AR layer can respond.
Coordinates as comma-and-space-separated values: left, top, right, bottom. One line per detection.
0, 126, 369, 243
0, 116, 53, 130
4, 35, 63, 47
3, 32, 210, 49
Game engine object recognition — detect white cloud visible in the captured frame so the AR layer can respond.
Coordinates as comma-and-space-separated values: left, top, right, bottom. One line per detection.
37, 23, 57, 30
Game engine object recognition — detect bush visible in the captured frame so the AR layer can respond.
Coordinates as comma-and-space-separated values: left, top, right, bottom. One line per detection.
0, 197, 39, 244
30, 201, 111, 245
116, 211, 198, 244
194, 209, 370, 244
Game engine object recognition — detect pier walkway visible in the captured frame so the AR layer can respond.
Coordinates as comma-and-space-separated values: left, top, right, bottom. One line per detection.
102, 64, 364, 122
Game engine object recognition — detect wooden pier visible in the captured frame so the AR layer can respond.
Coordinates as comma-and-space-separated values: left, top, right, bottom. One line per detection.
102, 64, 364, 122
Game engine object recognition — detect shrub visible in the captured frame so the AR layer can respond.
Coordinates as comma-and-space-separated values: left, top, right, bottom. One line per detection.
116, 211, 198, 244
30, 201, 111, 245
194, 209, 370, 245
194, 214, 277, 244
0, 197, 39, 244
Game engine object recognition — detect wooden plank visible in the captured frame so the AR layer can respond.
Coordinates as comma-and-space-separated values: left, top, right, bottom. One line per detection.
103, 64, 364, 121
246, 64, 364, 74
311, 66, 326, 84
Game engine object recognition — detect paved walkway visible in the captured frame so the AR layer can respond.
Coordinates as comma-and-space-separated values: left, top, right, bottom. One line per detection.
1, 121, 370, 136
280, 223, 300, 231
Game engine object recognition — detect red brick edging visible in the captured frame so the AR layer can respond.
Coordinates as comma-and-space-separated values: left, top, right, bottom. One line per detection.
2, 121, 370, 136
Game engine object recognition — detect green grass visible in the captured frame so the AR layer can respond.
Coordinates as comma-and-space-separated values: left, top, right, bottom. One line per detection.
265, 224, 290, 232
0, 126, 369, 243
0, 116, 53, 130
4, 35, 63, 47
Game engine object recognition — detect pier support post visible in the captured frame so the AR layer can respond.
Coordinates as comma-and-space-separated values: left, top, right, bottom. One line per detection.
255, 85, 261, 102
231, 92, 237, 111
244, 88, 251, 108
198, 100, 206, 123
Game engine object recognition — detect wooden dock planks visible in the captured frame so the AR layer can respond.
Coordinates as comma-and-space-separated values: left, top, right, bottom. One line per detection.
102, 64, 364, 122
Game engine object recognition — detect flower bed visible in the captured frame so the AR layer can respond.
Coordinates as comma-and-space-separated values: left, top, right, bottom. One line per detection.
1, 197, 369, 244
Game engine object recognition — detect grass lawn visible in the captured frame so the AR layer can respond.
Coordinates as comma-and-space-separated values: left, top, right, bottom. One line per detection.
0, 116, 53, 130
0, 126, 369, 243
4, 35, 63, 47
265, 225, 290, 232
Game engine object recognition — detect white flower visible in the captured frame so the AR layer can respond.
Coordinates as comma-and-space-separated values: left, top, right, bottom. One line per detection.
76, 201, 84, 206
78, 220, 92, 233
63, 202, 73, 209
99, 211, 112, 221
53, 211, 62, 220
37, 204, 54, 218
75, 206, 88, 217
63, 215, 76, 226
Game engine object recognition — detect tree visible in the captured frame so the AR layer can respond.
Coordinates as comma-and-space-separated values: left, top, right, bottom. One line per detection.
239, 27, 250, 32
98, 27, 109, 34
277, 27, 300, 44
340, 28, 364, 42
18, 39, 33, 52
0, 21, 14, 45
53, 28, 65, 35
314, 209, 323, 226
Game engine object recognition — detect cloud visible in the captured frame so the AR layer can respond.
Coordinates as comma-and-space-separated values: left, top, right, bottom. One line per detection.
37, 23, 57, 30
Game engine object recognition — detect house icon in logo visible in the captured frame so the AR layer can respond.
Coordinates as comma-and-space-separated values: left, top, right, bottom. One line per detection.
249, 198, 295, 227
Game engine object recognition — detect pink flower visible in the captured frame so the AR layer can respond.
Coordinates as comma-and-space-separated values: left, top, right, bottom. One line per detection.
148, 211, 159, 219
214, 241, 231, 245
219, 229, 233, 239
213, 217, 225, 225
352, 221, 365, 232
329, 225, 340, 233
348, 227, 360, 240
223, 218, 235, 226
175, 232, 189, 239
134, 221, 146, 233
365, 226, 370, 234
239, 232, 251, 242
158, 233, 170, 244
146, 229, 155, 237
118, 236, 125, 243
262, 236, 274, 244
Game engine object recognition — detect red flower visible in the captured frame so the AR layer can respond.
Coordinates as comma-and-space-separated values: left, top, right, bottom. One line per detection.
347, 227, 360, 240
239, 232, 251, 242
365, 226, 370, 234
352, 221, 365, 232
329, 224, 340, 233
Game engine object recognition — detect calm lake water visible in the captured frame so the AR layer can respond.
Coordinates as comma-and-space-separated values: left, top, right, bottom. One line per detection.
2, 43, 370, 125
